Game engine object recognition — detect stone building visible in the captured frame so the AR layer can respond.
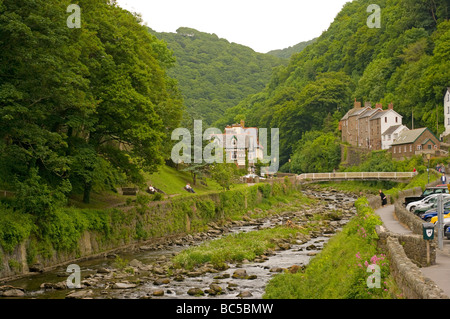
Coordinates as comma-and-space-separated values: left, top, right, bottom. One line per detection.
390, 127, 440, 160
340, 100, 403, 150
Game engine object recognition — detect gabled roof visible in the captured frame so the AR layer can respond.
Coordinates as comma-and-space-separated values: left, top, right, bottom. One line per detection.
341, 106, 372, 121
359, 108, 381, 119
382, 125, 402, 136
369, 109, 403, 120
391, 127, 438, 146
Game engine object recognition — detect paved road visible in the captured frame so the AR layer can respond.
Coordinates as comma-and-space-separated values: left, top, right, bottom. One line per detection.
375, 204, 450, 297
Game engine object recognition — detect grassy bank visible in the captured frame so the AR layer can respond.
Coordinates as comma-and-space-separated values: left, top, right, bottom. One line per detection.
172, 192, 317, 270
263, 197, 401, 299
0, 177, 300, 277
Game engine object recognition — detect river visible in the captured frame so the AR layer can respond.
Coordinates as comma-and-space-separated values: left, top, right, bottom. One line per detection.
1, 188, 358, 299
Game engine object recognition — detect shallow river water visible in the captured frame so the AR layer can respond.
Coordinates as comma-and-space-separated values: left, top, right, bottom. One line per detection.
3, 190, 358, 299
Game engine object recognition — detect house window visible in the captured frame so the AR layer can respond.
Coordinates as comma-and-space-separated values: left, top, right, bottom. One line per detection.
388, 134, 391, 140
385, 117, 387, 123
395, 117, 398, 123
448, 106, 450, 114
434, 145, 438, 150
404, 145, 407, 152
417, 145, 422, 151
448, 118, 450, 126
410, 145, 412, 152
428, 144, 432, 150
399, 147, 401, 153
393, 147, 396, 153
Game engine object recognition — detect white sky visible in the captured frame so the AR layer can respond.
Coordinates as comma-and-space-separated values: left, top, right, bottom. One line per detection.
116, 0, 351, 53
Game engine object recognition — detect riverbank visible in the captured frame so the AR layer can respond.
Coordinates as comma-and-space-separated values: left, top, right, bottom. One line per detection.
263, 196, 402, 299
0, 178, 299, 282
0, 188, 358, 299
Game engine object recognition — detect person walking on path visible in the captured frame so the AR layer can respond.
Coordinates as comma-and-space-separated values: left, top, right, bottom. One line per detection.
379, 189, 387, 207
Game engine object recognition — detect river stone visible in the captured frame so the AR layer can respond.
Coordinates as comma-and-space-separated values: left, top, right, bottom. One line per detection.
187, 288, 205, 296
187, 271, 203, 277
237, 291, 253, 298
113, 282, 137, 289
154, 278, 170, 285
153, 267, 165, 275
232, 269, 248, 279
1, 288, 25, 297
152, 289, 164, 297
269, 267, 283, 273
97, 267, 111, 274
29, 263, 44, 273
66, 290, 93, 299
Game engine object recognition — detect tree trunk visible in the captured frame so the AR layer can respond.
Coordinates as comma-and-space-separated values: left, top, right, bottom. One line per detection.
83, 181, 92, 204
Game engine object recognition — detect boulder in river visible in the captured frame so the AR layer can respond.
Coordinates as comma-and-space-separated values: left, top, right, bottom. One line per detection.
232, 269, 248, 279
0, 286, 25, 297
187, 288, 205, 296
112, 282, 137, 289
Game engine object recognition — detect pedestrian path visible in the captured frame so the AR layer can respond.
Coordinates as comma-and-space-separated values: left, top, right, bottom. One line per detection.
375, 204, 450, 297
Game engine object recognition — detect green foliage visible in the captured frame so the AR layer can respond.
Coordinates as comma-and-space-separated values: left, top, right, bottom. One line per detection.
152, 27, 286, 126
210, 163, 240, 190
173, 226, 308, 270
0, 205, 34, 254
0, 0, 183, 208
290, 131, 341, 173
217, 0, 449, 167
267, 38, 318, 59
264, 198, 398, 299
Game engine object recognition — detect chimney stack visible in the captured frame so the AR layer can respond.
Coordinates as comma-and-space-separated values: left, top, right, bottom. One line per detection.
376, 103, 383, 110
388, 102, 393, 110
354, 99, 361, 108
364, 101, 372, 108
240, 119, 245, 128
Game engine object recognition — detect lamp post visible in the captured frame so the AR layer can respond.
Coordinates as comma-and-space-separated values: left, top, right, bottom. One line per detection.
427, 153, 431, 184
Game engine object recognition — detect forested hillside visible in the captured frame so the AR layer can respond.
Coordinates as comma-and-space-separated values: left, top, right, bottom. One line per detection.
0, 0, 183, 205
151, 27, 287, 126
267, 38, 318, 59
216, 0, 449, 172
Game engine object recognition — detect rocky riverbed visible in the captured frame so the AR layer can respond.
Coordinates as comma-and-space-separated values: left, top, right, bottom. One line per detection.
0, 188, 358, 299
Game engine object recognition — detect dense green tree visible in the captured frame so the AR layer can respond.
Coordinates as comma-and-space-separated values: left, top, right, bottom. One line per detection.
0, 0, 183, 207
216, 0, 449, 169
151, 27, 286, 126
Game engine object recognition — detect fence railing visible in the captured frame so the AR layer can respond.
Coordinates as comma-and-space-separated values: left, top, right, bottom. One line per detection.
296, 172, 416, 182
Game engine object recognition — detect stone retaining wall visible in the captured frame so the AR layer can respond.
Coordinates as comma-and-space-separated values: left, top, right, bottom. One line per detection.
371, 179, 448, 299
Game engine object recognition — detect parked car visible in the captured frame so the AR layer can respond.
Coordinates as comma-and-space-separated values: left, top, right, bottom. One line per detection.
403, 186, 449, 207
406, 193, 450, 213
419, 201, 450, 222
413, 196, 450, 216
431, 212, 450, 224
444, 219, 450, 239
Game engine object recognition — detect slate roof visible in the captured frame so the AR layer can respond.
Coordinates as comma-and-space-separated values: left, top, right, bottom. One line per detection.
391, 128, 428, 146
382, 125, 402, 136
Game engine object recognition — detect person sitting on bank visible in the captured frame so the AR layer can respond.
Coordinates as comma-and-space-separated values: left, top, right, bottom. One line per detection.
185, 183, 195, 193
147, 185, 156, 194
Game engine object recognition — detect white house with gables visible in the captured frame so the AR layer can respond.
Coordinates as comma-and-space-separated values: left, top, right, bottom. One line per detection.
210, 120, 264, 171
444, 88, 450, 136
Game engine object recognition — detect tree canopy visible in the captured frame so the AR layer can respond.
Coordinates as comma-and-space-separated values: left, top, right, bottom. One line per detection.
216, 0, 449, 171
0, 0, 183, 207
